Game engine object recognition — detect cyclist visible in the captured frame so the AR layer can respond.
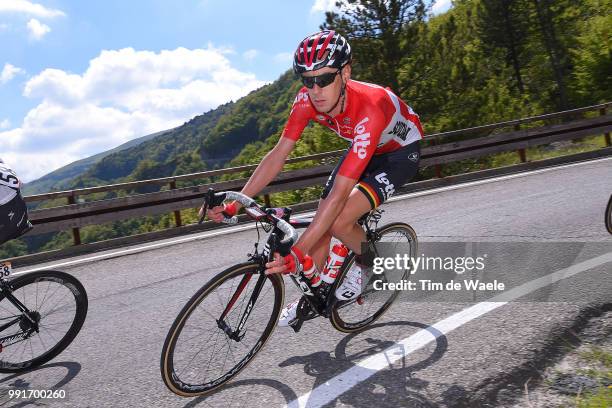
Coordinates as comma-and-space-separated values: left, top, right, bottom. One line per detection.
0, 158, 33, 245
203, 30, 423, 327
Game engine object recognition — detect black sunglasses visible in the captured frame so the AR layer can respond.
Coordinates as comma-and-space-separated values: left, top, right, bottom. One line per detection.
300, 70, 341, 89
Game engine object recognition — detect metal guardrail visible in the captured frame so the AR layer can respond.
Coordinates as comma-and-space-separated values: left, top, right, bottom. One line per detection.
23, 102, 612, 246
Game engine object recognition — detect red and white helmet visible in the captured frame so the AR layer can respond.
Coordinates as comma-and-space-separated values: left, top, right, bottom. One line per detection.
293, 30, 352, 74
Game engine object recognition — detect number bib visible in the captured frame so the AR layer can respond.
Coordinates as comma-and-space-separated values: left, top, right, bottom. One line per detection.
0, 261, 12, 278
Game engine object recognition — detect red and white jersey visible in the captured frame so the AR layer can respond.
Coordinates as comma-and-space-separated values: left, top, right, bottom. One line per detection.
281, 80, 424, 179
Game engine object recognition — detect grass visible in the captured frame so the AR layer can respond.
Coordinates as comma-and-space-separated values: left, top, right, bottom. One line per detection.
576, 386, 611, 408
574, 346, 612, 407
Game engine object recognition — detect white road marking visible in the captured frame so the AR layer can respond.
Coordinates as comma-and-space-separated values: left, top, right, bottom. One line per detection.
286, 251, 612, 408
14, 156, 611, 274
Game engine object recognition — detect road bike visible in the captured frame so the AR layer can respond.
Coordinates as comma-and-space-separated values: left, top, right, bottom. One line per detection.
160, 188, 418, 397
0, 260, 88, 372
606, 194, 612, 234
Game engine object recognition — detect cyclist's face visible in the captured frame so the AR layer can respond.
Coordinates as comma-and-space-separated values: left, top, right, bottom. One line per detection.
302, 65, 350, 113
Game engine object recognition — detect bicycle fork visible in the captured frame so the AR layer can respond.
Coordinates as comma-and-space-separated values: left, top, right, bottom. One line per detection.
216, 271, 267, 342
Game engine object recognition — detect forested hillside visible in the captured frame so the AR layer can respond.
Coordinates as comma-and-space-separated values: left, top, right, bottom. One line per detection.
3, 0, 609, 258
22, 128, 174, 196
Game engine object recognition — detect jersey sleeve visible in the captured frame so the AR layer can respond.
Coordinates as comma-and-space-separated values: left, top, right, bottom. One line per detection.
281, 88, 315, 141
337, 109, 385, 180
0, 164, 20, 190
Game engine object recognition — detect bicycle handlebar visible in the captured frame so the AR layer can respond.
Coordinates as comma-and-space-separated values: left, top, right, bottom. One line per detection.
199, 189, 298, 247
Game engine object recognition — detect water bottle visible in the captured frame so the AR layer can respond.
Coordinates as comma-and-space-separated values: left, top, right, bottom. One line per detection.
302, 256, 322, 287
321, 244, 349, 284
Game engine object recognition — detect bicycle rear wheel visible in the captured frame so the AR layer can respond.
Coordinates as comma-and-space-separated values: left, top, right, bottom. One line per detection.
161, 262, 284, 397
0, 270, 88, 372
330, 222, 418, 333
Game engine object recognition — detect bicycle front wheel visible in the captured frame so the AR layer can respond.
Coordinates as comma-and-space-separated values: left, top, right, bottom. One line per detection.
330, 222, 418, 333
0, 270, 88, 372
606, 195, 612, 234
161, 262, 285, 397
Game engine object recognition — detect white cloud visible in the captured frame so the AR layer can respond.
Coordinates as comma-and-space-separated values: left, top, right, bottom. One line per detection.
0, 118, 10, 129
0, 23, 10, 31
432, 0, 453, 15
0, 0, 65, 18
0, 63, 24, 84
311, 0, 338, 14
243, 49, 258, 62
26, 17, 49, 39
3, 46, 267, 182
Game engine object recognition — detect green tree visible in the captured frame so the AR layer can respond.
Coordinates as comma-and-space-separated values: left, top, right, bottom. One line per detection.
322, 0, 429, 93
571, 0, 612, 104
477, 0, 530, 94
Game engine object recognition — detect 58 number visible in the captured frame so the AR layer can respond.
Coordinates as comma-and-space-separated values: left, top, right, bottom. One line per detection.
1, 263, 11, 277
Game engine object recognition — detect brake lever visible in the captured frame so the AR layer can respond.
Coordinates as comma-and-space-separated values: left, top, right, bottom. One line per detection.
198, 202, 208, 224
198, 188, 216, 224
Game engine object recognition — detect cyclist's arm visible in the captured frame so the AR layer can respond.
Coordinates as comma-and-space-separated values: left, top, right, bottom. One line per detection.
239, 137, 296, 202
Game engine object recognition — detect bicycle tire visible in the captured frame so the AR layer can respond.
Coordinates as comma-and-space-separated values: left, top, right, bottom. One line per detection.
0, 270, 88, 373
161, 262, 284, 397
606, 195, 612, 235
330, 222, 418, 333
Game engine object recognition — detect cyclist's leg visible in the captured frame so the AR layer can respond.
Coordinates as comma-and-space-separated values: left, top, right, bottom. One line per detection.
309, 223, 332, 271
333, 140, 422, 256
329, 190, 370, 254
310, 191, 369, 269
313, 150, 348, 269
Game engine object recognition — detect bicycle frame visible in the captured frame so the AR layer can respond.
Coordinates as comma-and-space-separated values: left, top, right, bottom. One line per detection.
0, 278, 39, 345
214, 206, 386, 339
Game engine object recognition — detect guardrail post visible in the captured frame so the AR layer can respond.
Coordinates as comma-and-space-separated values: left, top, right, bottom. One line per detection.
515, 124, 527, 162
67, 194, 81, 245
169, 181, 182, 227
264, 194, 272, 208
431, 137, 443, 178
601, 107, 611, 147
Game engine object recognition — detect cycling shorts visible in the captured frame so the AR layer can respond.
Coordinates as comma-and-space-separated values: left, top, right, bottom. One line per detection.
321, 140, 420, 209
0, 192, 33, 246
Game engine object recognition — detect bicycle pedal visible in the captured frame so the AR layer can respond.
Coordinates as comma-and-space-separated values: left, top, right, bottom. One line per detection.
289, 319, 304, 333
296, 298, 318, 321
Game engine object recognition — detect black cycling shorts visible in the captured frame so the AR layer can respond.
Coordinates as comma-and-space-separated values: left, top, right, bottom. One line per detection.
0, 193, 32, 246
321, 140, 420, 209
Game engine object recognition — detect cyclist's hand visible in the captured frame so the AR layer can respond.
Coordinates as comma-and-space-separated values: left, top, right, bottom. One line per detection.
199, 201, 238, 223
265, 253, 287, 275
265, 246, 306, 275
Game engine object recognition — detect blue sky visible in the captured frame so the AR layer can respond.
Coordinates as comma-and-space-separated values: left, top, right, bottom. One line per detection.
0, 0, 452, 182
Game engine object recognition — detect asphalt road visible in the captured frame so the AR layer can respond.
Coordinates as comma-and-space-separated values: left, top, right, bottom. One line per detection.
2, 158, 611, 408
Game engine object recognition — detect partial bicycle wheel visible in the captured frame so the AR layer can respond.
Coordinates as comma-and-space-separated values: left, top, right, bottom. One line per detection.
330, 222, 418, 333
606, 194, 612, 235
0, 270, 88, 372
161, 262, 285, 397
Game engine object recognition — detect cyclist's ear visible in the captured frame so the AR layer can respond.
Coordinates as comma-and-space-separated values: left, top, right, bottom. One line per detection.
341, 63, 352, 81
